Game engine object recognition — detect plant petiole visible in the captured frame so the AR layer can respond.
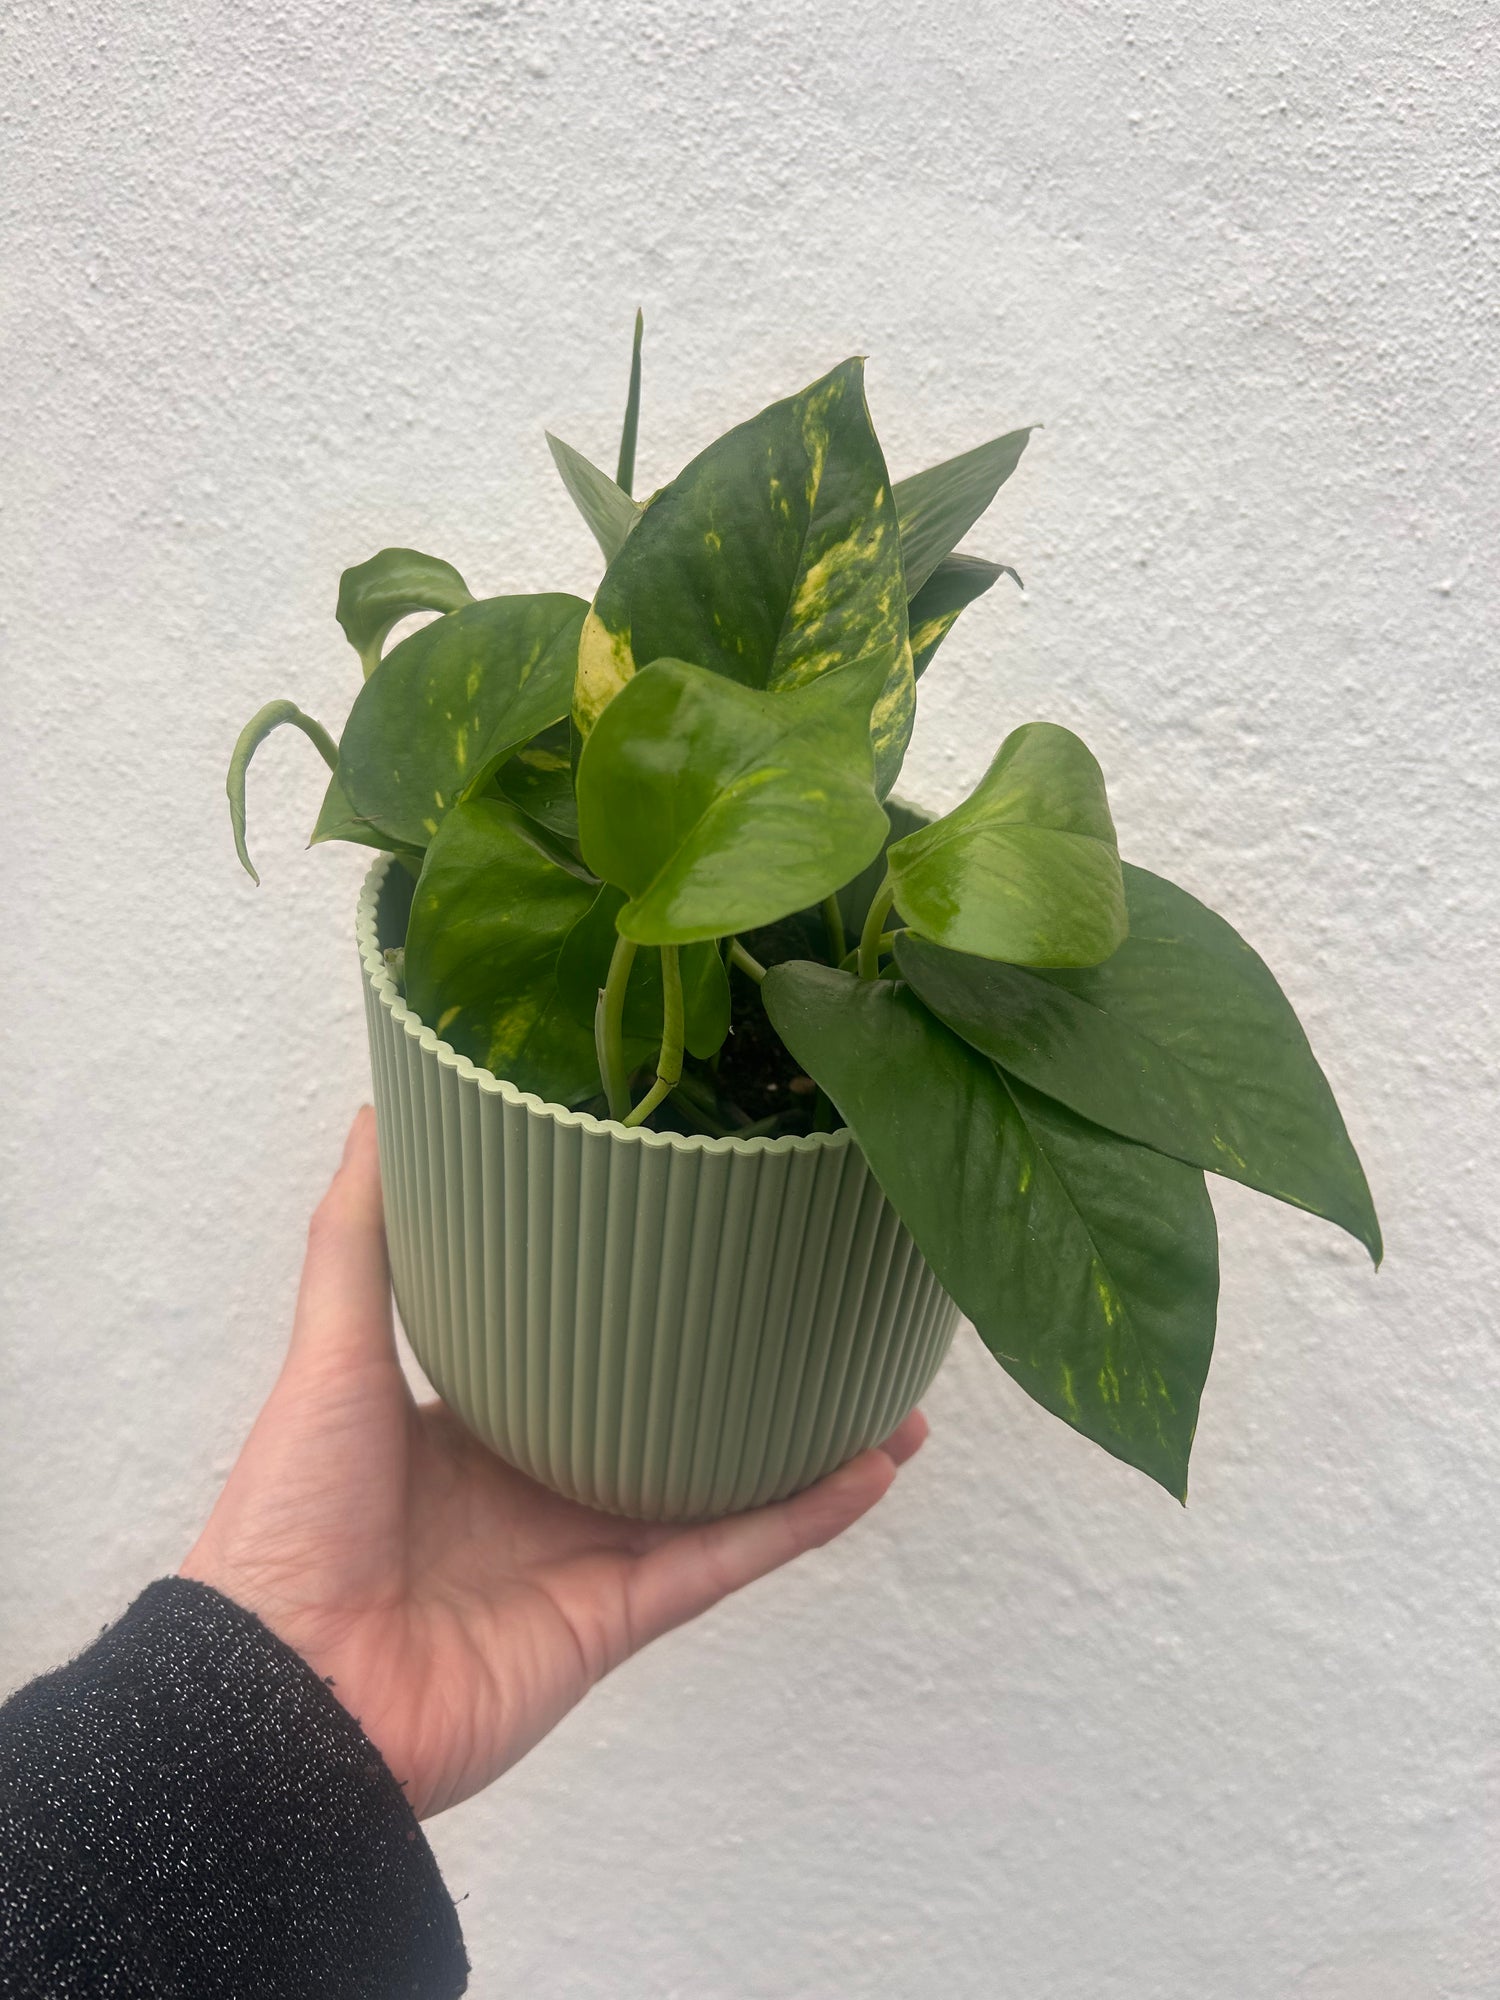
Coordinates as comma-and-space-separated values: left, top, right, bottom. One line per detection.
821, 894, 847, 966
623, 943, 684, 1128
857, 879, 896, 980
597, 932, 638, 1122
728, 939, 767, 985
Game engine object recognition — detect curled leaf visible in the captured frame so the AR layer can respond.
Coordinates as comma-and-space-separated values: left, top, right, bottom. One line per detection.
336, 548, 474, 680
226, 700, 338, 884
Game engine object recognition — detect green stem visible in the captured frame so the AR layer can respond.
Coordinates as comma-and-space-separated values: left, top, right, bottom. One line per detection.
624, 944, 684, 1129
821, 894, 847, 967
597, 933, 638, 1122
857, 880, 896, 981
729, 939, 767, 985
669, 1085, 733, 1138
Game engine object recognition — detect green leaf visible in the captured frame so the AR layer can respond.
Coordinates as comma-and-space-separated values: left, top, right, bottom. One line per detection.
896, 864, 1382, 1261
403, 797, 601, 1105
556, 885, 731, 1061
886, 722, 1126, 967
761, 965, 1219, 1498
335, 548, 474, 680
546, 433, 643, 564
616, 307, 644, 496
493, 718, 579, 844
893, 428, 1033, 598
226, 699, 338, 884
334, 593, 587, 851
309, 768, 420, 856
909, 553, 1022, 680
836, 797, 932, 944
576, 655, 890, 946
574, 356, 915, 799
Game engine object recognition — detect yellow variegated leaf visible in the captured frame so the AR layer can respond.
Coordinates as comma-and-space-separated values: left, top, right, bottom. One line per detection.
573, 358, 914, 797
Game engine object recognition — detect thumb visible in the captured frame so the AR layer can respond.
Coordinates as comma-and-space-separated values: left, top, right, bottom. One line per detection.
288, 1106, 398, 1374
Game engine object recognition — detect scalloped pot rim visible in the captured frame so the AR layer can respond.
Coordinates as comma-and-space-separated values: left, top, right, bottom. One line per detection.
358, 852, 854, 1160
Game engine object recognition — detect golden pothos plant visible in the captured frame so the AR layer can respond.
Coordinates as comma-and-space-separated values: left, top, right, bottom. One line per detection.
229, 315, 1380, 1499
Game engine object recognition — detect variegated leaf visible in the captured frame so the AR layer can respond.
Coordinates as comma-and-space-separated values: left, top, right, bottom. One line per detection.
909, 552, 1022, 679
573, 357, 915, 798
403, 797, 601, 1105
576, 654, 890, 945
332, 593, 586, 852
887, 721, 1126, 967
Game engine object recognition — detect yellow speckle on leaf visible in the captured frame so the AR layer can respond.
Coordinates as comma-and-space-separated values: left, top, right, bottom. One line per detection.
573, 606, 636, 735
437, 1005, 461, 1034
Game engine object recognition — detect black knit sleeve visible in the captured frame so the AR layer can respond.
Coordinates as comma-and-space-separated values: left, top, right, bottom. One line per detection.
0, 1577, 468, 1998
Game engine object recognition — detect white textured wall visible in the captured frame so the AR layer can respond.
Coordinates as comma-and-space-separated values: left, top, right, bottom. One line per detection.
3, 4, 1496, 1994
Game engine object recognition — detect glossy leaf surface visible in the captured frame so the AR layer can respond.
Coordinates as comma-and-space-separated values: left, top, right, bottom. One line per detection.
887, 722, 1126, 966
836, 798, 932, 943
762, 965, 1219, 1497
574, 357, 915, 798
404, 798, 600, 1104
576, 655, 889, 946
893, 428, 1032, 598
909, 553, 1021, 680
546, 433, 642, 563
335, 548, 474, 680
493, 718, 579, 844
227, 699, 338, 884
556, 885, 731, 1061
335, 593, 587, 851
897, 864, 1381, 1260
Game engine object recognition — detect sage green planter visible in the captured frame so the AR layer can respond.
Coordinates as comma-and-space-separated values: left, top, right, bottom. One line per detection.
359, 855, 959, 1520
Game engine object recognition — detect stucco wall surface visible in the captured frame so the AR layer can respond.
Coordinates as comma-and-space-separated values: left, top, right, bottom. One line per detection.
3, 3, 1496, 1994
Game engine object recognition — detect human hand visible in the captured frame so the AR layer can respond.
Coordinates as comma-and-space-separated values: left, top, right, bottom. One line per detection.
181, 1108, 928, 1820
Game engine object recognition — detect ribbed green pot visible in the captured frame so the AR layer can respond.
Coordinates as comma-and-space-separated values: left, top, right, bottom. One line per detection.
359, 855, 959, 1520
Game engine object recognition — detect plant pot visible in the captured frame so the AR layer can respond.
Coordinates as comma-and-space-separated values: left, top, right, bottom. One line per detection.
358, 854, 959, 1520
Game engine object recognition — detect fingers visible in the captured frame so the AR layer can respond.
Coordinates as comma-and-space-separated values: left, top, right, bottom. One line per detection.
288, 1107, 398, 1373
881, 1407, 929, 1469
626, 1414, 929, 1649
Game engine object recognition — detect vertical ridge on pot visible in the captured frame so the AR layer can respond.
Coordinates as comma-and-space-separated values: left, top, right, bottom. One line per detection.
359, 856, 961, 1522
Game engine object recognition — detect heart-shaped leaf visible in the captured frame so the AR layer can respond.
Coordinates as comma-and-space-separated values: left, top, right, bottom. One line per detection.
333, 593, 587, 851
573, 357, 915, 798
893, 428, 1033, 598
896, 863, 1382, 1261
576, 655, 890, 946
403, 798, 601, 1105
556, 885, 731, 1060
762, 964, 1219, 1498
909, 553, 1022, 680
335, 548, 474, 680
886, 721, 1126, 967
226, 699, 338, 884
546, 433, 643, 563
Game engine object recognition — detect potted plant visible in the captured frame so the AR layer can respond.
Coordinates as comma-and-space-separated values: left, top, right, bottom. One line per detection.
229, 317, 1380, 1519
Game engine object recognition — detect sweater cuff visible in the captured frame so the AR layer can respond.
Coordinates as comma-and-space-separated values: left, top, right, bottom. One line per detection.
0, 1576, 467, 1998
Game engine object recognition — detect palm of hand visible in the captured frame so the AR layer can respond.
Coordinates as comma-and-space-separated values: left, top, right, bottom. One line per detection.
183, 1111, 925, 1820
